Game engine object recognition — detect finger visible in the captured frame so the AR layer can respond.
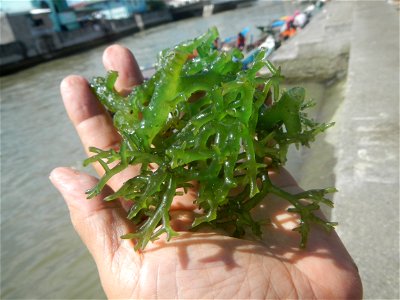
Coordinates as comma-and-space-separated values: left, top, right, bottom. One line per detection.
60, 75, 119, 153
49, 167, 138, 265
102, 44, 144, 96
60, 75, 140, 200
104, 45, 196, 210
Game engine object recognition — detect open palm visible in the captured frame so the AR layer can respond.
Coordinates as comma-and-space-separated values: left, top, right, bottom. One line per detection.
51, 45, 362, 299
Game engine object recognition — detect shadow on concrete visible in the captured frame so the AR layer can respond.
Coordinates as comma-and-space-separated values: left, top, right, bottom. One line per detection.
284, 77, 347, 219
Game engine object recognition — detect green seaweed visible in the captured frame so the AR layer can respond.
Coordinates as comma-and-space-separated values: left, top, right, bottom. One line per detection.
86, 27, 337, 250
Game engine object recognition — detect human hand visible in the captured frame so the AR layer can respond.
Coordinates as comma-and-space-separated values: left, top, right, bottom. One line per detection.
50, 45, 362, 299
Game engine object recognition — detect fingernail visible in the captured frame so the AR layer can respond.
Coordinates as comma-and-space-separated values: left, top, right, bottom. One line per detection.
49, 167, 78, 193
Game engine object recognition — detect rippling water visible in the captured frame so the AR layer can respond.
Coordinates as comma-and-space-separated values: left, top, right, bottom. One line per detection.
1, 2, 305, 298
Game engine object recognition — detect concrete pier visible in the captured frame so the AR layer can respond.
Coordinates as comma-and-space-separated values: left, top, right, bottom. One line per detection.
270, 1, 399, 298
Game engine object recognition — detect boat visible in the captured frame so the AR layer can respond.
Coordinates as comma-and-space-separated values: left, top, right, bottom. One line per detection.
256, 4, 314, 36
241, 34, 277, 69
256, 19, 285, 34
219, 27, 250, 51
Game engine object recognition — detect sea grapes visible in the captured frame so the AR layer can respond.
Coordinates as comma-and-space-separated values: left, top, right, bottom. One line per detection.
86, 27, 337, 250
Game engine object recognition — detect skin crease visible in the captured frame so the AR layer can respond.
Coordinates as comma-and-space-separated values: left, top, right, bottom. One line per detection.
50, 44, 362, 299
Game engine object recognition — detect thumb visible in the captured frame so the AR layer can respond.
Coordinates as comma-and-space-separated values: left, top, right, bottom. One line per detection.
49, 167, 136, 265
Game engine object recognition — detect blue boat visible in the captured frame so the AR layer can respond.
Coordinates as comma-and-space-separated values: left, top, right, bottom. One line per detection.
271, 19, 285, 28
222, 27, 250, 43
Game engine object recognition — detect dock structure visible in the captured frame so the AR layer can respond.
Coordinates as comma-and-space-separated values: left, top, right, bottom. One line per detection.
167, 0, 211, 19
0, 0, 257, 75
0, 1, 174, 76
167, 0, 256, 20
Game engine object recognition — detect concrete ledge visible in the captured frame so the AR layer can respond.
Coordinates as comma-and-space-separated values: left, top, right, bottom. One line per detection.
271, 1, 399, 298
270, 1, 354, 82
334, 1, 399, 298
